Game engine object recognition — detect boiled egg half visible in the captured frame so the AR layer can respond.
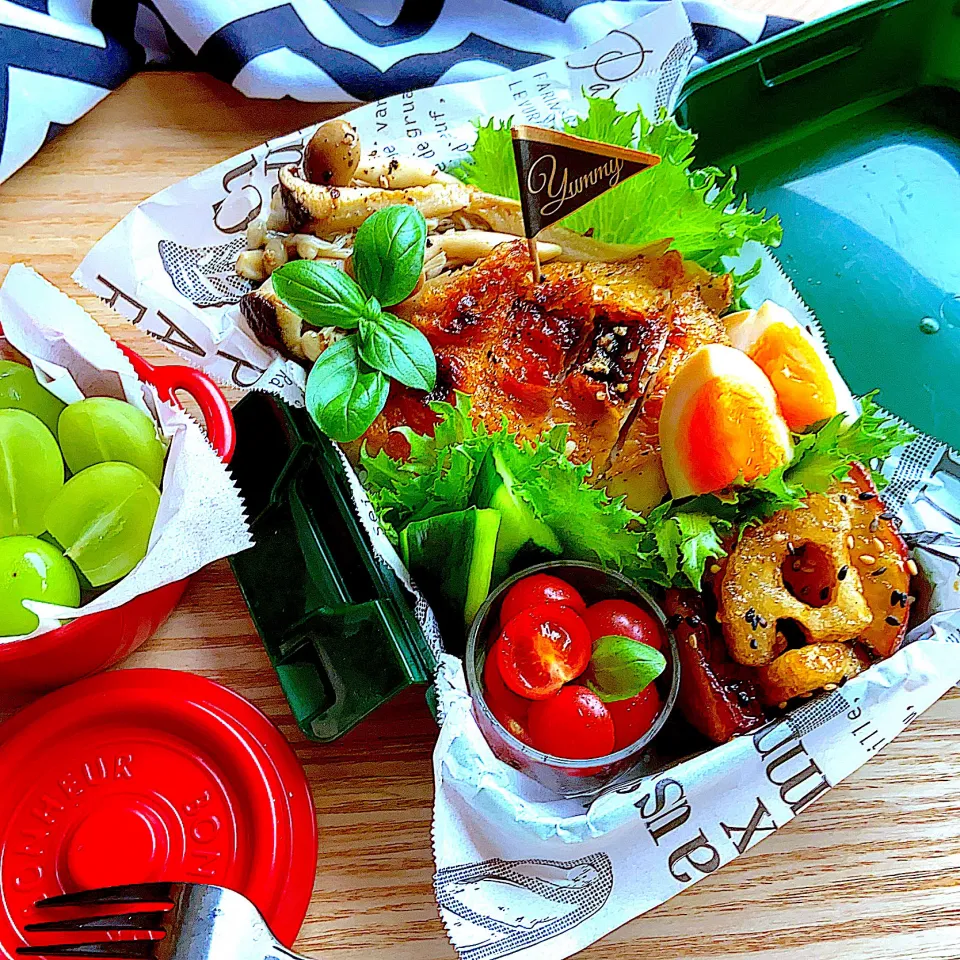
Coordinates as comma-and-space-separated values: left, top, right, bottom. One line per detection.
660, 344, 793, 498
726, 301, 857, 432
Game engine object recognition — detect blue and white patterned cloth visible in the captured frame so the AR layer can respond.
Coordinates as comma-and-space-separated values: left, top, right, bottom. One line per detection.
0, 0, 799, 184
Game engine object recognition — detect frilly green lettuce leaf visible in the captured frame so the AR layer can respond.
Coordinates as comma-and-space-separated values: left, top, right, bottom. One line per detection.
450, 96, 782, 277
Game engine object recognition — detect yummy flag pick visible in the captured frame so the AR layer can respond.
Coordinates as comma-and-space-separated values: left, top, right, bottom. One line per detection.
511, 124, 660, 280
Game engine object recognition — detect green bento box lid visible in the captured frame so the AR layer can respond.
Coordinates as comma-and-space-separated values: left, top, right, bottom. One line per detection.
679, 0, 960, 450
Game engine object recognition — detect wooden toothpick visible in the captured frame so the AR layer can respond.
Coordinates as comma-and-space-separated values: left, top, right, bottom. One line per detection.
527, 236, 541, 284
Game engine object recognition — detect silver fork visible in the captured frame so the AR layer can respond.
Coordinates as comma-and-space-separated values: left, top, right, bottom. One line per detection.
17, 882, 307, 960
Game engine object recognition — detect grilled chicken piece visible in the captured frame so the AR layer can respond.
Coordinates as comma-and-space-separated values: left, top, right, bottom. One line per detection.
354, 240, 733, 479
604, 272, 732, 494
665, 588, 766, 744
472, 266, 596, 439
375, 242, 599, 447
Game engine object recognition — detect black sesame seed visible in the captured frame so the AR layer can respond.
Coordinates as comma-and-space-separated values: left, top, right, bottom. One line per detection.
666, 614, 683, 630
820, 587, 830, 600
838, 565, 848, 581
870, 567, 888, 577
839, 494, 848, 504
891, 590, 905, 607
880, 511, 896, 521
686, 615, 702, 628
885, 615, 900, 626
859, 491, 877, 501
749, 638, 759, 649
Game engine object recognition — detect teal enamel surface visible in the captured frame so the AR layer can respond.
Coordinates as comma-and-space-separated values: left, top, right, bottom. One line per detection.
679, 0, 960, 447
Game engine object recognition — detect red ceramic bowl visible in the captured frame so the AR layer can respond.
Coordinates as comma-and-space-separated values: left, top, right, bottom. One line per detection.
0, 343, 235, 707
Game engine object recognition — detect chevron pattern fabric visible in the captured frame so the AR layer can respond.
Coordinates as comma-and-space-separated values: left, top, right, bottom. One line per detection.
0, 0, 798, 184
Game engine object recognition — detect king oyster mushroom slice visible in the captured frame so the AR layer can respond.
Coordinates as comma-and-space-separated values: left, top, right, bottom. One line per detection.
239, 276, 340, 364
236, 249, 266, 281
429, 230, 561, 267
266, 188, 292, 232
278, 165, 475, 235
463, 192, 524, 234
354, 154, 458, 189
421, 248, 447, 281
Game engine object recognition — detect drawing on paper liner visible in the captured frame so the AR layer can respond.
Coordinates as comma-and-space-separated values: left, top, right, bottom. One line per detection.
158, 238, 252, 308
435, 854, 613, 959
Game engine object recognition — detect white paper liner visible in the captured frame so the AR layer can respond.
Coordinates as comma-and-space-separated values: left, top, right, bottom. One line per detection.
70, 5, 960, 958
0, 264, 253, 641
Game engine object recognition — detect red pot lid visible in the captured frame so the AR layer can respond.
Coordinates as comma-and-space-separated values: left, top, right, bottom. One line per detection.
0, 669, 317, 957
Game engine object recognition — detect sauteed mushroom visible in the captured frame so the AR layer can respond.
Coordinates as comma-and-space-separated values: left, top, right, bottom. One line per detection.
278, 165, 474, 234
429, 230, 561, 267
303, 118, 361, 186
354, 155, 458, 189
240, 277, 340, 363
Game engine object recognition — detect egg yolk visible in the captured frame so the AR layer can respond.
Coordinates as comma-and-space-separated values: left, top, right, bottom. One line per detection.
681, 379, 789, 494
748, 323, 836, 431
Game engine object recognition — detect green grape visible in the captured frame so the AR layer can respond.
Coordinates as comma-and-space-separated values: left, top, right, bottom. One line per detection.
0, 535, 80, 636
45, 461, 160, 587
58, 397, 166, 486
0, 360, 66, 436
0, 409, 64, 536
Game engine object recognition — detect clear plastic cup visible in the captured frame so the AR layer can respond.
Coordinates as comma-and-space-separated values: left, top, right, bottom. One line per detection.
465, 560, 680, 797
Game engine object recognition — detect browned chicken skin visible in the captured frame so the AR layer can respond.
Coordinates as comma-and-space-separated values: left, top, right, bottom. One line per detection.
361, 240, 732, 479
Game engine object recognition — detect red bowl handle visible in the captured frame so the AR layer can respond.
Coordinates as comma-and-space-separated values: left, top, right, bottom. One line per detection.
118, 344, 236, 463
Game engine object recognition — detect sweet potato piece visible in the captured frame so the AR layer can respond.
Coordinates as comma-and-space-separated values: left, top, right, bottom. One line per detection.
665, 589, 766, 744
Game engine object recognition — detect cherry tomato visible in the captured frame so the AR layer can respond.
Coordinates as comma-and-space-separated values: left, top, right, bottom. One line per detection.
499, 573, 586, 627
528, 685, 615, 759
582, 598, 663, 651
483, 641, 532, 744
606, 684, 662, 751
497, 603, 591, 699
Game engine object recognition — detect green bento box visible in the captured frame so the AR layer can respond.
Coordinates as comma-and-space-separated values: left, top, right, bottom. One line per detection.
230, 0, 960, 743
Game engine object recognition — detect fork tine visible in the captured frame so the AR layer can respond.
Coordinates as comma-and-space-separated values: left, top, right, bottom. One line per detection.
17, 942, 158, 959
25, 911, 167, 934
35, 884, 174, 910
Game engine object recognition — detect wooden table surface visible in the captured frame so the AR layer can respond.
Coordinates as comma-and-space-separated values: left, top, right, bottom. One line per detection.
3, 4, 960, 958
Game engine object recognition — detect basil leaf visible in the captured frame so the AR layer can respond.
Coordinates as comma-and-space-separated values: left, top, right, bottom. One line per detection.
359, 312, 437, 392
305, 335, 389, 442
362, 295, 383, 323
272, 260, 366, 329
586, 635, 666, 703
353, 205, 427, 307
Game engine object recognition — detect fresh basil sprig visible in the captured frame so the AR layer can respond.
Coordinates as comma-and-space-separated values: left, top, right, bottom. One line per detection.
272, 262, 367, 329
586, 635, 667, 703
353, 204, 428, 307
305, 336, 390, 443
359, 312, 436, 393
272, 205, 436, 441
